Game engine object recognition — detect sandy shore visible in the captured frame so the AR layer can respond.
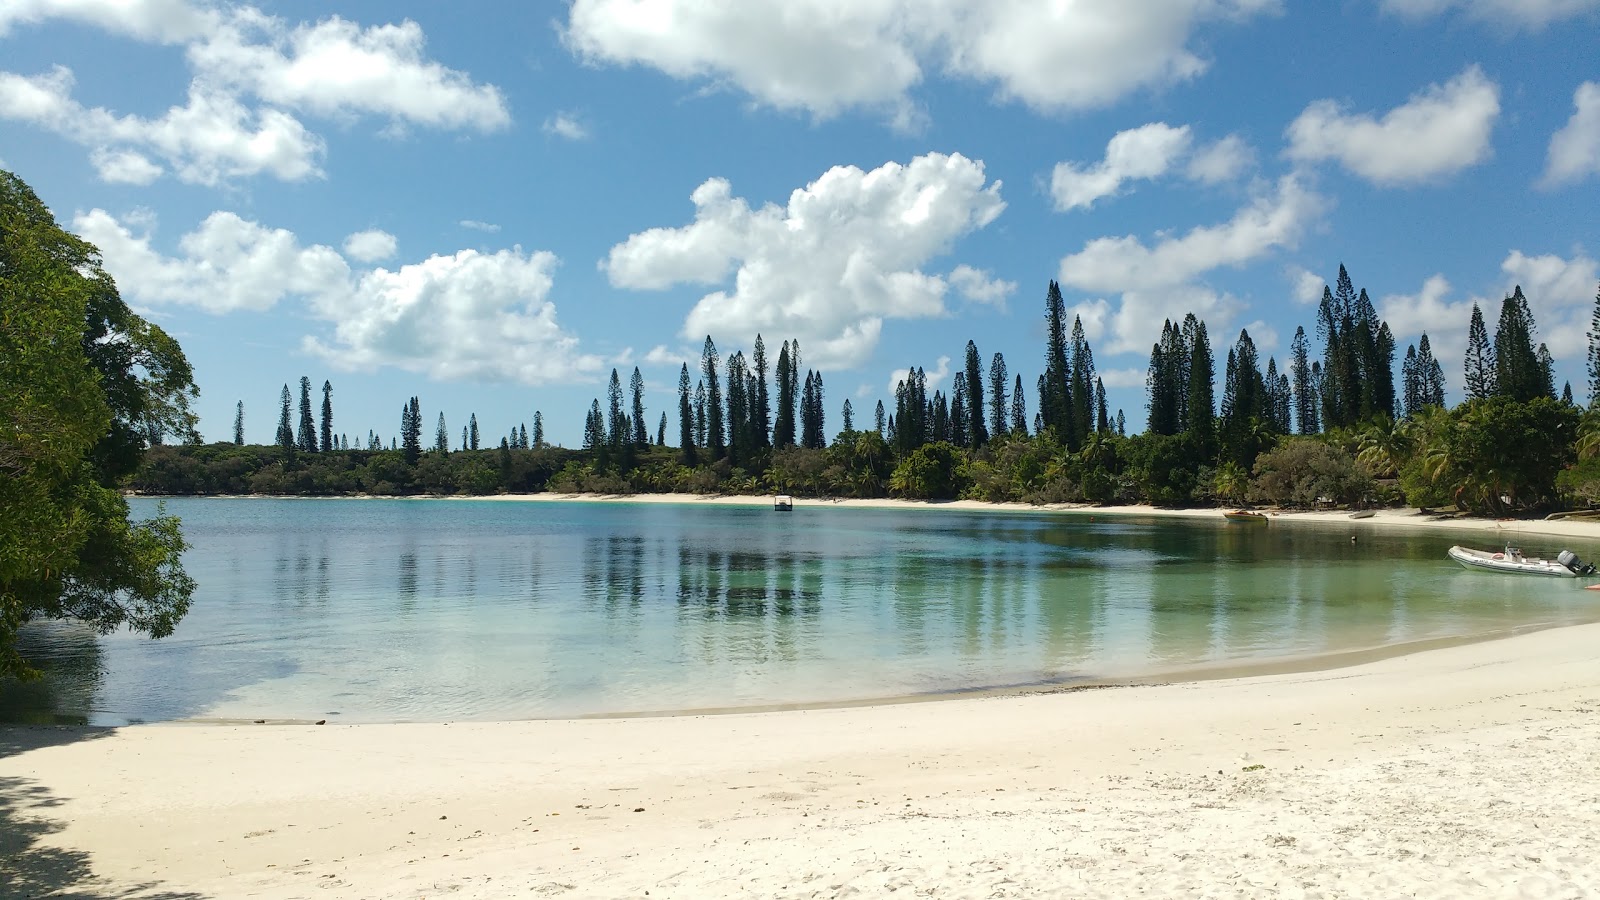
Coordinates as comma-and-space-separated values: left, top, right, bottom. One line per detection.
5, 623, 1599, 898
480, 491, 1600, 543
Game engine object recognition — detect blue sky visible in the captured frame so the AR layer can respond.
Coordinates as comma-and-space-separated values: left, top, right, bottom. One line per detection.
3, 0, 1597, 448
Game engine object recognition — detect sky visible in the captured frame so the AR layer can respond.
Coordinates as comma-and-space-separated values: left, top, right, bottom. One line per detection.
2, 0, 1598, 448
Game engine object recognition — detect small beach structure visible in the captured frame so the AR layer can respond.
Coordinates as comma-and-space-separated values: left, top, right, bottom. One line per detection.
1448, 545, 1596, 577
773, 494, 793, 511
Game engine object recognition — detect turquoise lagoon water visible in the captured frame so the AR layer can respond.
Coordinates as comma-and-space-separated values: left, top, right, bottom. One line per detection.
5, 497, 1599, 725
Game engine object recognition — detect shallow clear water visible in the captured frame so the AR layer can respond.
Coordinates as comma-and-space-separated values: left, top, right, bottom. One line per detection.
5, 498, 1599, 725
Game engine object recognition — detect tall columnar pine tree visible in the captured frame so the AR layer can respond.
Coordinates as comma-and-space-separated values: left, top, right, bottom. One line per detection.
532, 412, 544, 448
950, 372, 970, 447
583, 400, 603, 450
461, 427, 467, 452
677, 363, 696, 464
1373, 322, 1397, 420
1041, 280, 1073, 442
1184, 316, 1216, 460
1290, 326, 1317, 434
1417, 334, 1445, 409
752, 334, 772, 448
694, 380, 707, 448
930, 390, 949, 443
874, 400, 886, 436
1588, 280, 1600, 406
963, 340, 987, 447
842, 398, 854, 432
469, 413, 479, 450
1464, 302, 1494, 400
1402, 345, 1421, 417
606, 369, 626, 448
702, 336, 726, 459
630, 367, 648, 448
1219, 329, 1265, 468
1563, 381, 1575, 405
1069, 315, 1097, 444
401, 396, 422, 465
988, 353, 1008, 437
657, 412, 667, 445
1095, 377, 1108, 433
319, 380, 334, 452
725, 351, 750, 466
276, 384, 294, 454
435, 412, 449, 452
297, 376, 317, 452
1116, 409, 1126, 436
773, 340, 795, 448
1491, 286, 1552, 403
233, 400, 245, 445
1011, 374, 1027, 435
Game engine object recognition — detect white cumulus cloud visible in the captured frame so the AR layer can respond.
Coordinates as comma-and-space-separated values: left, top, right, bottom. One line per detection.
1051, 122, 1192, 211
460, 219, 501, 233
603, 152, 1005, 369
888, 356, 952, 394
948, 265, 1015, 309
1186, 134, 1255, 184
76, 208, 600, 384
0, 2, 508, 184
565, 0, 1278, 124
343, 229, 397, 263
1056, 176, 1322, 355
1286, 66, 1500, 185
1379, 0, 1600, 30
1286, 265, 1326, 304
543, 112, 590, 140
1542, 81, 1600, 188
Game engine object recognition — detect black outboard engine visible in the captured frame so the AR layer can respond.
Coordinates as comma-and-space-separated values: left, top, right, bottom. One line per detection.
1558, 550, 1595, 575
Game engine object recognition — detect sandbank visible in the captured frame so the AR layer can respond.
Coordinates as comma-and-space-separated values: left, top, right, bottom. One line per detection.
5, 623, 1599, 898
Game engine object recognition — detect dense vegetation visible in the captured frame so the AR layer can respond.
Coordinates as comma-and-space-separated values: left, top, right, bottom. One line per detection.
131, 264, 1600, 520
2, 171, 199, 677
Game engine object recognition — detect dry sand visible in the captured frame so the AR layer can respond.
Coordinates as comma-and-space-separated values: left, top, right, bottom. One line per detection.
5, 622, 1600, 898
472, 491, 1600, 544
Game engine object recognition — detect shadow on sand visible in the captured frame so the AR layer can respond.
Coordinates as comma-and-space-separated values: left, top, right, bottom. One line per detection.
1, 726, 208, 899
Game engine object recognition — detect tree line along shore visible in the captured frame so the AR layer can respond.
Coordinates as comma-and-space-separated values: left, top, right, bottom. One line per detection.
139, 269, 1600, 516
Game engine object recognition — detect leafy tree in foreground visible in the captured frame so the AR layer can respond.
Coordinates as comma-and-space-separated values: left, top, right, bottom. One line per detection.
2, 170, 197, 678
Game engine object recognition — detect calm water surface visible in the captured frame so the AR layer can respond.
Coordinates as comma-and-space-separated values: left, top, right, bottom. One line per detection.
5, 497, 1599, 725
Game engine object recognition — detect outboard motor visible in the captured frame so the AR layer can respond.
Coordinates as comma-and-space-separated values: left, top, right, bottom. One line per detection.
1558, 550, 1595, 575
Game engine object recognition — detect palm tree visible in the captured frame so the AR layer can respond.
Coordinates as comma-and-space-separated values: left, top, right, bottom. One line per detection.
1355, 416, 1412, 478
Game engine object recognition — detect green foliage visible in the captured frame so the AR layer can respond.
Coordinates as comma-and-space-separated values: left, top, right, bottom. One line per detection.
1438, 397, 1577, 513
1120, 433, 1199, 506
2, 169, 196, 677
1247, 437, 1373, 508
889, 441, 965, 500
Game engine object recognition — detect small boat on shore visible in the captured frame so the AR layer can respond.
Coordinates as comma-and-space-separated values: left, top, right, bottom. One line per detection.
1447, 545, 1596, 577
1224, 510, 1268, 524
773, 494, 793, 512
1349, 510, 1375, 519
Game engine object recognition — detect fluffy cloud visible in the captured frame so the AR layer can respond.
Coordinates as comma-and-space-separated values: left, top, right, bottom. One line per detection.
948, 265, 1015, 309
1097, 367, 1150, 389
1286, 66, 1500, 185
0, 0, 215, 42
1051, 123, 1192, 210
888, 356, 952, 394
303, 249, 602, 383
1542, 82, 1600, 188
1380, 250, 1600, 370
1056, 177, 1322, 355
0, 2, 507, 183
1379, 0, 1600, 29
343, 229, 397, 263
1060, 176, 1323, 294
76, 209, 600, 384
565, 0, 1278, 124
460, 219, 501, 233
603, 152, 1005, 369
1286, 265, 1326, 304
188, 15, 509, 131
1051, 124, 1255, 210
543, 112, 591, 141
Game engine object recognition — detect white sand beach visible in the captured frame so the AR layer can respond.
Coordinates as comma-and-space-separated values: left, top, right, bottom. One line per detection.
482, 491, 1600, 543
5, 622, 1599, 898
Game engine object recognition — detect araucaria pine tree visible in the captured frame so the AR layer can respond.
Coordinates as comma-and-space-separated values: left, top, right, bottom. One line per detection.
1290, 326, 1317, 434
752, 334, 772, 449
532, 412, 544, 448
678, 363, 696, 465
469, 413, 479, 450
1011, 374, 1027, 435
1587, 280, 1600, 406
1041, 281, 1073, 443
964, 340, 987, 447
773, 340, 795, 448
1464, 302, 1494, 400
401, 396, 422, 465
841, 398, 854, 432
630, 367, 648, 448
297, 376, 317, 452
276, 384, 294, 455
435, 412, 449, 452
988, 353, 1008, 437
1492, 286, 1548, 402
701, 336, 725, 459
319, 380, 334, 452
233, 400, 245, 445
